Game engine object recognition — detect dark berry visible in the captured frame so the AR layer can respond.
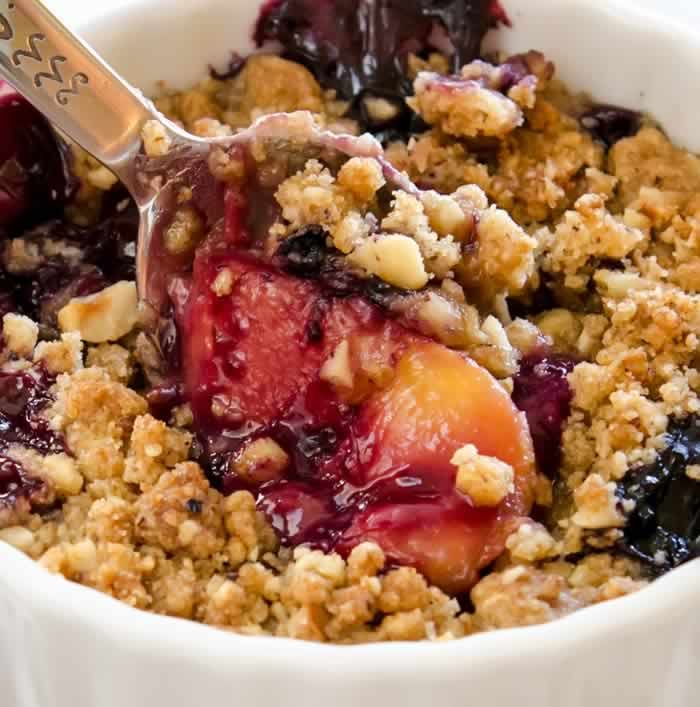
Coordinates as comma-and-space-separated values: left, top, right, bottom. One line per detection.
254, 0, 507, 135
209, 53, 246, 81
0, 81, 77, 230
512, 351, 575, 477
0, 366, 65, 456
185, 498, 203, 514
617, 415, 700, 572
580, 104, 642, 147
276, 226, 330, 278
0, 366, 66, 512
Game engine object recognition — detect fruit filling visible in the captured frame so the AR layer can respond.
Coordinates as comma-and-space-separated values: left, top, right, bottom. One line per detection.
173, 213, 535, 590
0, 0, 698, 644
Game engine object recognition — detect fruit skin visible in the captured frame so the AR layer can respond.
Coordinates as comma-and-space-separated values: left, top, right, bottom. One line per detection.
512, 352, 575, 478
178, 238, 536, 592
336, 343, 535, 593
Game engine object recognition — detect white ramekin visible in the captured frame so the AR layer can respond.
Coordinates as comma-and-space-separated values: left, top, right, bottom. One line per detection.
2, 1, 700, 705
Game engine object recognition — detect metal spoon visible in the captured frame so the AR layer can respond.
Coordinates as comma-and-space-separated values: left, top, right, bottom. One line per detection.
0, 0, 417, 312
0, 0, 214, 307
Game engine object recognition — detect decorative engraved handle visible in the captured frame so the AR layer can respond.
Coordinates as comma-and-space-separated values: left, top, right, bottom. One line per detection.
0, 0, 159, 186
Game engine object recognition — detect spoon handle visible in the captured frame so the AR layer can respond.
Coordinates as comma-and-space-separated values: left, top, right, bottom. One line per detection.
0, 0, 157, 182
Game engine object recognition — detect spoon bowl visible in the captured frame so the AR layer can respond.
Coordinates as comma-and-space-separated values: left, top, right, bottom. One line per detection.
0, 0, 418, 314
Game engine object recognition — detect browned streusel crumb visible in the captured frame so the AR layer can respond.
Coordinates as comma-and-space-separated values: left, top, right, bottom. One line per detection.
456, 186, 537, 299
381, 191, 462, 279
609, 127, 700, 206
49, 367, 148, 480
34, 332, 83, 375
124, 414, 192, 488
134, 462, 226, 559
85, 344, 133, 384
538, 193, 646, 291
410, 71, 525, 139
470, 560, 646, 631
274, 158, 380, 254
451, 444, 515, 507
157, 55, 352, 135
409, 54, 552, 141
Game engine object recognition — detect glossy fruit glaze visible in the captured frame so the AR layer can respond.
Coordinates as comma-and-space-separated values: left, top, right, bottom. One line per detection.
0, 366, 64, 511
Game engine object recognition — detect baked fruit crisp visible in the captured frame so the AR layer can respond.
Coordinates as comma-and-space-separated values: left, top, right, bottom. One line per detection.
1, 0, 699, 642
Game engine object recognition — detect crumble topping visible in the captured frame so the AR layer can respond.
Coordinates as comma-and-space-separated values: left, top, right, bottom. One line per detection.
5, 39, 699, 645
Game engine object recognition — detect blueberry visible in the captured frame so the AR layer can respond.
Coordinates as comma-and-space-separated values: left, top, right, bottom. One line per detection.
0, 82, 77, 230
617, 415, 700, 572
580, 104, 642, 147
186, 498, 203, 514
276, 226, 330, 278
512, 351, 575, 478
0, 365, 66, 511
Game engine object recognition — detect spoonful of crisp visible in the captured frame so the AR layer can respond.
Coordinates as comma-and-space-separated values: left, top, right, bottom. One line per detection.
0, 0, 418, 315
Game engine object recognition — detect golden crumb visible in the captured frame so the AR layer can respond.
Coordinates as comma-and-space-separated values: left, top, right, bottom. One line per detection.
58, 281, 139, 343
2, 313, 38, 358
452, 444, 515, 507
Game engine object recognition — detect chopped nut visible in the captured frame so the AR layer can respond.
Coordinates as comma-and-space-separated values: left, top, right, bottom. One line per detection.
232, 438, 289, 484
211, 268, 235, 297
58, 281, 139, 343
319, 340, 354, 391
347, 234, 429, 290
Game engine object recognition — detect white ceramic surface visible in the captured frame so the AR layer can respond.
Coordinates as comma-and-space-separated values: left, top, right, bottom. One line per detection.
2, 1, 700, 705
